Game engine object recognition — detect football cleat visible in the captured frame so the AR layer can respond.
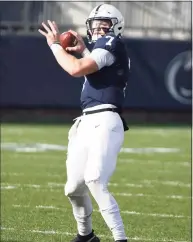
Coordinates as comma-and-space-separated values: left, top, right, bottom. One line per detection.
115, 240, 128, 242
70, 231, 100, 242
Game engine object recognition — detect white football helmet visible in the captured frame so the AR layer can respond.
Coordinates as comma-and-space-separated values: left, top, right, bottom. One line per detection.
86, 4, 125, 43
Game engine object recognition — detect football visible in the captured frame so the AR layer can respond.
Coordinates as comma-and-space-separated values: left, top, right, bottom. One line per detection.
59, 32, 77, 49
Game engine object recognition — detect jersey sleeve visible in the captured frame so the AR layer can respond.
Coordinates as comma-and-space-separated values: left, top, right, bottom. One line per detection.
89, 48, 115, 70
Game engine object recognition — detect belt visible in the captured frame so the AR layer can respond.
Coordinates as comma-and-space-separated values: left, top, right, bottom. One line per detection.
82, 108, 129, 131
83, 107, 121, 115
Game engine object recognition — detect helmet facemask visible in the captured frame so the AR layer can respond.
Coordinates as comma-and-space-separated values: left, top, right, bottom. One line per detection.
86, 18, 118, 43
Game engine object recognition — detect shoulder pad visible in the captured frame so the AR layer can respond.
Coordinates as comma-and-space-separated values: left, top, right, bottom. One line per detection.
94, 34, 123, 54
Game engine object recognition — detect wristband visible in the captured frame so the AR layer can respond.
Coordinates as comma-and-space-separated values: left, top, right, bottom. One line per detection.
50, 41, 61, 46
50, 43, 63, 54
82, 48, 90, 57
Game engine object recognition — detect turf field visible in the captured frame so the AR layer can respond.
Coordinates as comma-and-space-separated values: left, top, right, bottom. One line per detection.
1, 123, 192, 242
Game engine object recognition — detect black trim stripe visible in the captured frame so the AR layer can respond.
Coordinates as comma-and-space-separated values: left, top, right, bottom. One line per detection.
95, 4, 103, 14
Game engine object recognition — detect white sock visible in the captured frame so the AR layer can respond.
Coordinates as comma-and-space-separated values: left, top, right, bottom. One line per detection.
87, 181, 127, 240
68, 194, 93, 236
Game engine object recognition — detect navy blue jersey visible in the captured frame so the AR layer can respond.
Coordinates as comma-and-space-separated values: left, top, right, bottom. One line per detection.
80, 33, 130, 110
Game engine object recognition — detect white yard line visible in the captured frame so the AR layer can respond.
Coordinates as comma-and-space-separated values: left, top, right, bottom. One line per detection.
1, 142, 181, 153
48, 181, 191, 188
116, 168, 189, 174
119, 159, 191, 167
0, 227, 189, 242
109, 182, 154, 188
1, 172, 61, 177
1, 185, 16, 190
126, 129, 183, 135
1, 179, 191, 189
142, 180, 191, 188
1, 183, 191, 200
111, 192, 191, 200
110, 181, 190, 188
2, 156, 190, 167
11, 204, 190, 219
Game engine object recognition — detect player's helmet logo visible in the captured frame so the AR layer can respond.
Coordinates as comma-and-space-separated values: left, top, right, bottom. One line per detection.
165, 51, 192, 105
86, 4, 124, 43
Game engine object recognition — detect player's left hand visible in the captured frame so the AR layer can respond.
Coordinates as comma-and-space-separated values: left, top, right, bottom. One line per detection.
38, 20, 60, 47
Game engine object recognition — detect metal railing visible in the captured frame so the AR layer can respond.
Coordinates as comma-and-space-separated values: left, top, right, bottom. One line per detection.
0, 1, 191, 39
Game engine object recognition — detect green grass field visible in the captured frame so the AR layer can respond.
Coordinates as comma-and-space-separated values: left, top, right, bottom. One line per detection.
1, 123, 192, 242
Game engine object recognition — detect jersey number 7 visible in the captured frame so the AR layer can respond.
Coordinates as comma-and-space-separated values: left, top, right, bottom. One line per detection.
105, 36, 114, 46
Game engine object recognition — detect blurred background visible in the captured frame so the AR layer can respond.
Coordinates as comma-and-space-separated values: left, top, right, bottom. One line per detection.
0, 1, 192, 124
1, 3, 192, 241
0, 1, 192, 242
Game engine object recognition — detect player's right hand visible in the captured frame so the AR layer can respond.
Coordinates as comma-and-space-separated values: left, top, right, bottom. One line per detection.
65, 30, 87, 54
38, 20, 60, 47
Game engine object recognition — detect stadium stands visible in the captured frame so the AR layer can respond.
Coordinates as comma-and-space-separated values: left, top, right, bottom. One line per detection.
0, 1, 191, 39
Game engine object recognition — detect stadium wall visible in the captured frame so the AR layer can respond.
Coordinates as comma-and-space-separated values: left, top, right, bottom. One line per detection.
0, 36, 191, 123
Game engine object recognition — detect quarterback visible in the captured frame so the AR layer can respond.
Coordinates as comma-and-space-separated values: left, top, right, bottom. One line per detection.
39, 4, 130, 242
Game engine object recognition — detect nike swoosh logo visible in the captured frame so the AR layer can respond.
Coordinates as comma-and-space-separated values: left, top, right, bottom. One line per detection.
95, 125, 100, 128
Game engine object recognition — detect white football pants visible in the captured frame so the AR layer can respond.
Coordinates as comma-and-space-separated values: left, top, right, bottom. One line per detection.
64, 111, 127, 241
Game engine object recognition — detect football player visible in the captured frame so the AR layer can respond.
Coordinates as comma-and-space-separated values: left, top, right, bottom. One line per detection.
39, 3, 130, 242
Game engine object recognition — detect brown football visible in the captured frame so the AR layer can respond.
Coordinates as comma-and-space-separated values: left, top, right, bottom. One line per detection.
59, 32, 77, 49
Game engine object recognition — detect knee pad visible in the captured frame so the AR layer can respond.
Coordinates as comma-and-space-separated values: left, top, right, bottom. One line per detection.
64, 182, 79, 196
64, 181, 88, 197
